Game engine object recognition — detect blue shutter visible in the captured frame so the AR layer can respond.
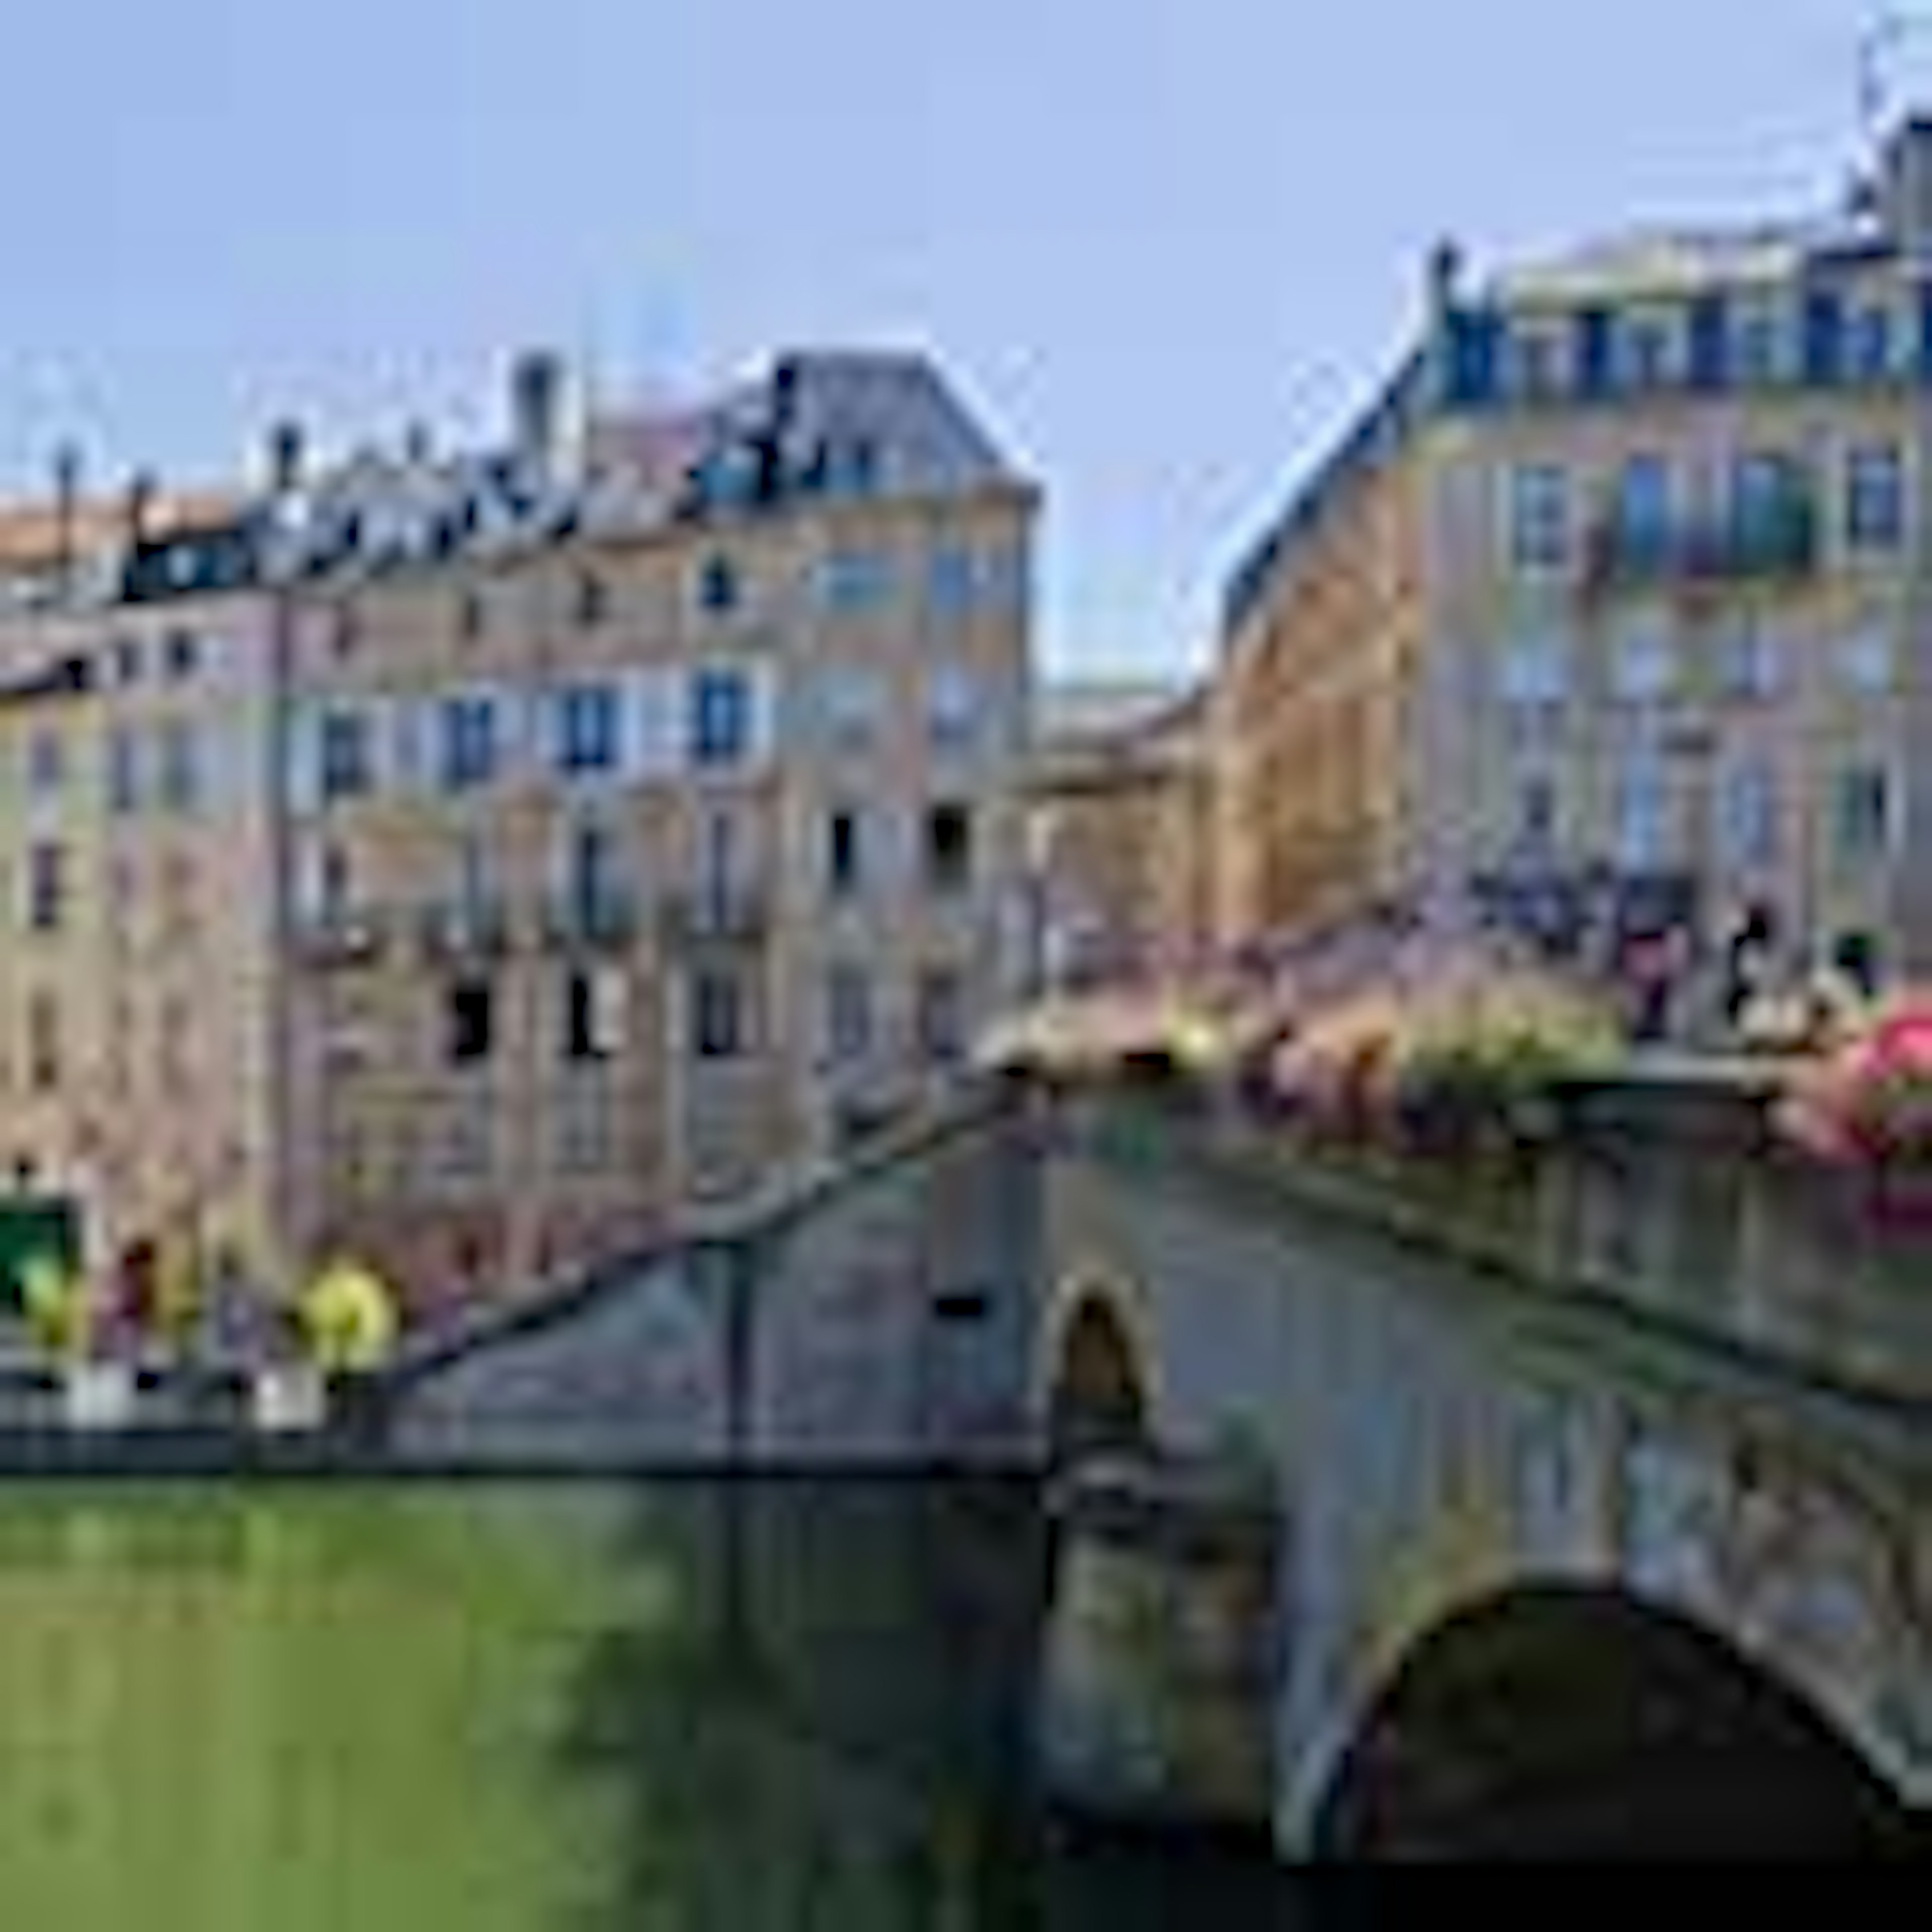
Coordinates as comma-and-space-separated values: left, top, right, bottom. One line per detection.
1802, 285, 1844, 386
1687, 293, 1730, 393
1576, 307, 1615, 400
1443, 308, 1501, 408
1916, 281, 1932, 384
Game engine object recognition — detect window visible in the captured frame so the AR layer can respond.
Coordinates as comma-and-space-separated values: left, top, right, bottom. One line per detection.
1496, 631, 1567, 706
564, 965, 624, 1063
574, 571, 607, 629
824, 964, 872, 1063
1612, 453, 1672, 549
1844, 443, 1906, 552
555, 682, 621, 775
1506, 464, 1569, 572
817, 549, 894, 615
1718, 759, 1778, 868
26, 844, 63, 934
1847, 304, 1893, 381
927, 666, 979, 750
112, 636, 142, 685
455, 828, 493, 913
1515, 774, 1558, 848
164, 629, 200, 681
445, 978, 495, 1065
108, 728, 141, 814
825, 808, 864, 897
692, 970, 746, 1061
1609, 623, 1674, 702
438, 694, 498, 791
925, 803, 974, 893
1714, 618, 1781, 700
1621, 315, 1673, 390
320, 709, 374, 801
820, 666, 886, 750
1612, 754, 1669, 867
1511, 329, 1563, 400
330, 604, 358, 660
297, 838, 352, 924
457, 588, 486, 641
915, 968, 968, 1066
565, 816, 622, 913
1837, 629, 1893, 695
26, 991, 58, 1092
157, 720, 201, 814
1834, 765, 1894, 866
1731, 447, 1804, 535
1734, 306, 1782, 385
697, 554, 739, 615
27, 730, 63, 801
690, 668, 751, 767
927, 545, 978, 615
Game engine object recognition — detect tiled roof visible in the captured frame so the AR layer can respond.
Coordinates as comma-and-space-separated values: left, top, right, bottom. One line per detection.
5, 349, 1029, 613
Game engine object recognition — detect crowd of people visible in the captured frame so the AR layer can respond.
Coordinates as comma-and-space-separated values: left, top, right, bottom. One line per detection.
15, 1241, 401, 1387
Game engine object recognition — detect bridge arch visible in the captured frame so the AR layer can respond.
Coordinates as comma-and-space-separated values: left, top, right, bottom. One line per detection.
1039, 1273, 1160, 1469
1309, 1581, 1920, 1860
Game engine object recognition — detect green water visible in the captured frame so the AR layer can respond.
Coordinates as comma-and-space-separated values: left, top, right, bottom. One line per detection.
0, 1479, 1289, 1929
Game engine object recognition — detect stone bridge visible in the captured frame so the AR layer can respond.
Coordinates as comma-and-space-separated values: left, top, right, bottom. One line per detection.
1032, 1076, 1932, 1858
371, 1067, 1932, 1859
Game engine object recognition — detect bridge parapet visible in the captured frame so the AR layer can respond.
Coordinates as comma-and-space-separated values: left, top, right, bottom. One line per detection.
1063, 1068, 1931, 1414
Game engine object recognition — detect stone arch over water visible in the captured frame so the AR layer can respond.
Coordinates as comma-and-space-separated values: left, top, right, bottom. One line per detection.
1310, 1580, 1921, 1860
1043, 1283, 1157, 1470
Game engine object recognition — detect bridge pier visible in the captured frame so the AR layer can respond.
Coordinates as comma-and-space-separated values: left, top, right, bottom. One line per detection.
1035, 1452, 1281, 1836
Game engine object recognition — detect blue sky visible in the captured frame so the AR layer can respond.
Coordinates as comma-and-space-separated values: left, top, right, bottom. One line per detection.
0, 0, 1897, 677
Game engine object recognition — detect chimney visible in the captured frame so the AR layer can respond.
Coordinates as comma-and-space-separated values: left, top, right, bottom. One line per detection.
1877, 114, 1932, 256
1427, 236, 1464, 323
51, 443, 81, 597
124, 469, 157, 553
509, 349, 567, 480
266, 420, 305, 497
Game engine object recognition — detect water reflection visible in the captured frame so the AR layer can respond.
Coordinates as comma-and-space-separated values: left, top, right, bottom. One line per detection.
0, 1480, 1293, 1928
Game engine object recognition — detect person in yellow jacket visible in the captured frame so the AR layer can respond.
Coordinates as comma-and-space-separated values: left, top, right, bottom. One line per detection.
21, 1253, 88, 1361
296, 1257, 400, 1376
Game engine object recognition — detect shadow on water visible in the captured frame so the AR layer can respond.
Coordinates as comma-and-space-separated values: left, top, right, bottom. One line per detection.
549, 1477, 1303, 1932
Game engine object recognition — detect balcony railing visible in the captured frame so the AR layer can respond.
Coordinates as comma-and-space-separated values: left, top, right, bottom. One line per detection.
288, 906, 390, 969
658, 882, 772, 949
418, 897, 513, 962
542, 887, 642, 951
1581, 494, 1819, 597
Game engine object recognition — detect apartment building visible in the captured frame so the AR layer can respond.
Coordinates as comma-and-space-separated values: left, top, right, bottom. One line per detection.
1026, 680, 1212, 988
0, 348, 1036, 1314
1219, 111, 1932, 1001
0, 486, 283, 1285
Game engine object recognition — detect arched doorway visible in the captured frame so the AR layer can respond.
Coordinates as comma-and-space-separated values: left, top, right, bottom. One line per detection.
1046, 1295, 1153, 1472
1312, 1583, 1922, 1861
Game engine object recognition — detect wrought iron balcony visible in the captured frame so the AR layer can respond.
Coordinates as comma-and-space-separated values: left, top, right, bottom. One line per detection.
542, 887, 642, 951
418, 896, 513, 961
288, 905, 390, 969
658, 881, 772, 949
1581, 494, 1819, 598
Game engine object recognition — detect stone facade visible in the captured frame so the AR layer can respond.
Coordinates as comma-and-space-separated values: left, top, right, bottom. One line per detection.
1217, 113, 1932, 992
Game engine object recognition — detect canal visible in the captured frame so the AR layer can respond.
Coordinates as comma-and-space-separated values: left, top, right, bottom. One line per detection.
0, 1478, 1295, 1926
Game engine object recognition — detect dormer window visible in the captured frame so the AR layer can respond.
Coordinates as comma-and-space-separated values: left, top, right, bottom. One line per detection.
1621, 315, 1674, 390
